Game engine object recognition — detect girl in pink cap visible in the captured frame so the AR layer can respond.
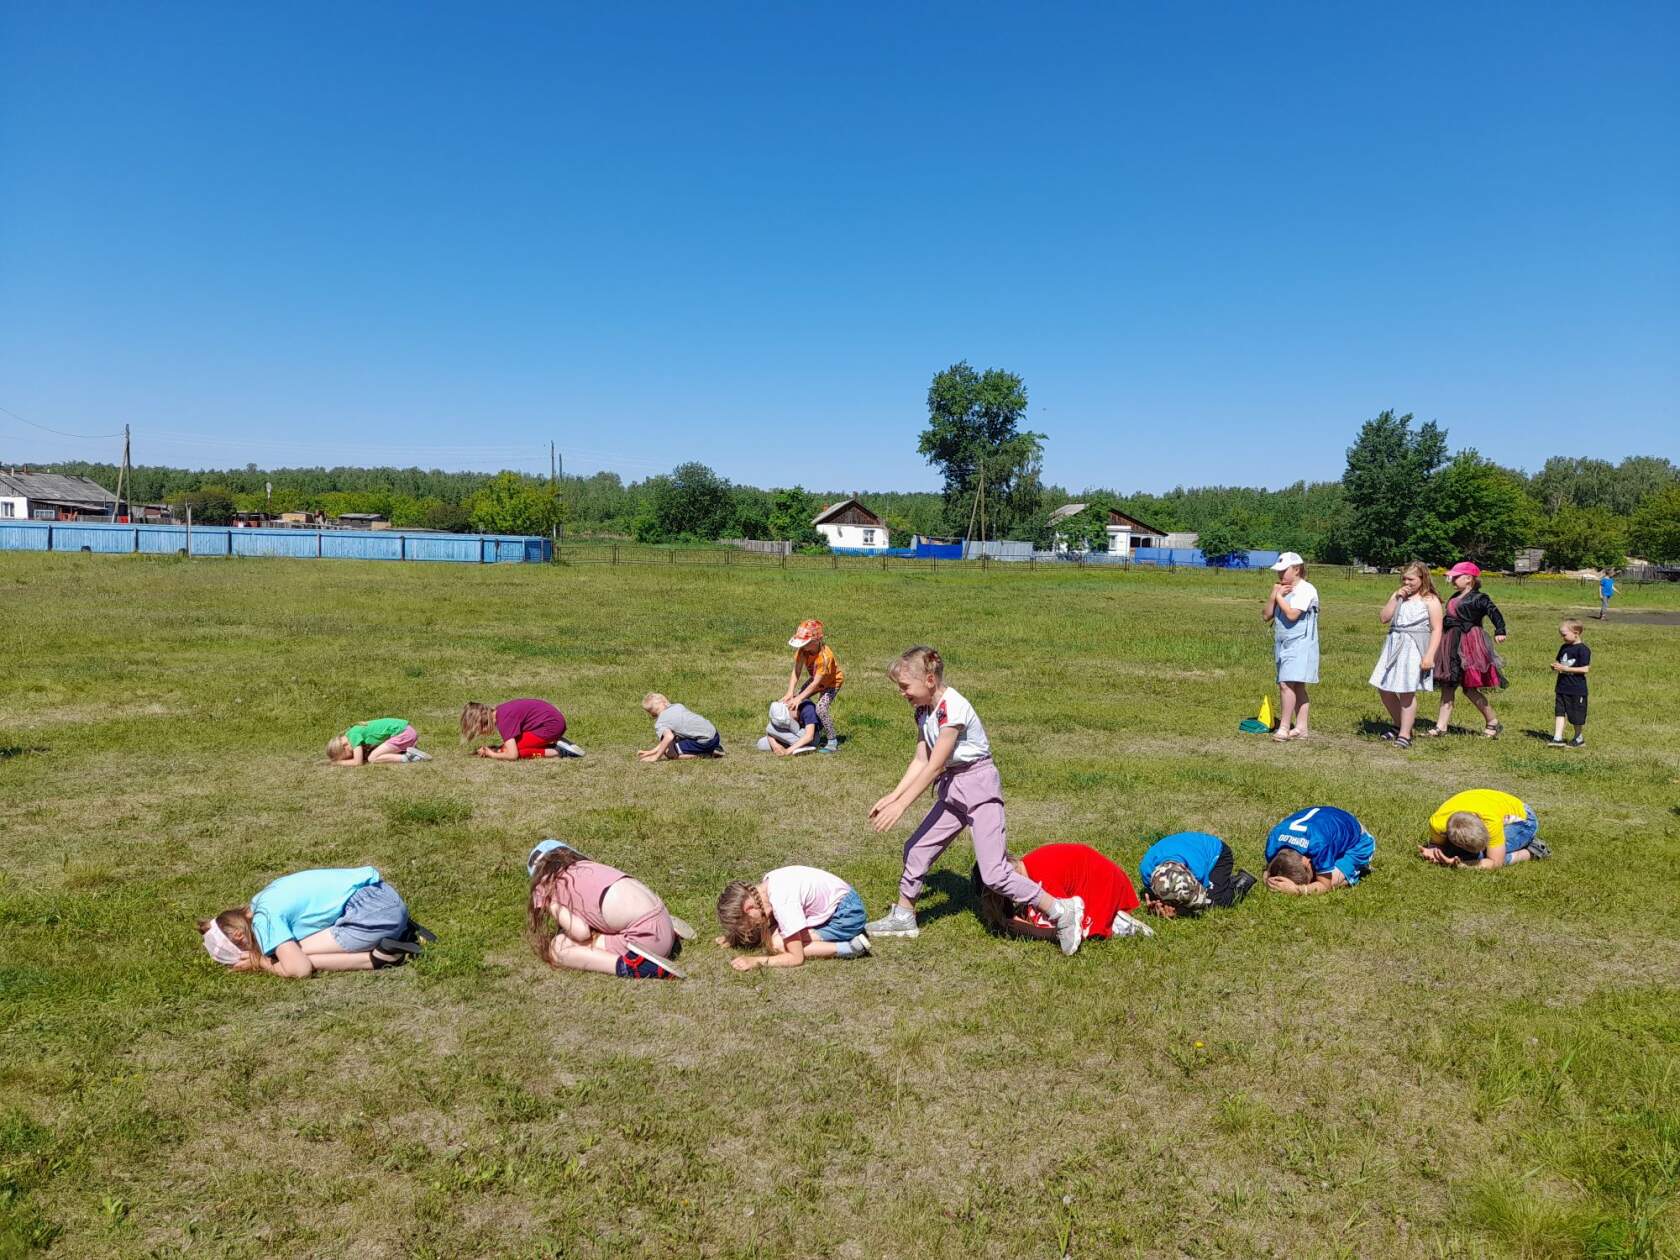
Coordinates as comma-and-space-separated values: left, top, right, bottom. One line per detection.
1429, 562, 1508, 738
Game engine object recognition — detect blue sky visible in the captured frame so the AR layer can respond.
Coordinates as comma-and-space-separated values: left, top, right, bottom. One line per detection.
2, 1, 1674, 492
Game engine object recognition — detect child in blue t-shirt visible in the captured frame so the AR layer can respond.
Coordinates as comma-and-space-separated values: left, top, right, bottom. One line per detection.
1138, 832, 1255, 917
1263, 806, 1375, 895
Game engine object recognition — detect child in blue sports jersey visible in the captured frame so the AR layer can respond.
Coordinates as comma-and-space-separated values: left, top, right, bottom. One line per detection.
1138, 832, 1256, 918
1263, 806, 1375, 895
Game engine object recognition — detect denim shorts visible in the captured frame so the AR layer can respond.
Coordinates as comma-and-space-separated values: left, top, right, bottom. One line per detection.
812, 888, 867, 942
329, 881, 410, 951
1502, 808, 1539, 863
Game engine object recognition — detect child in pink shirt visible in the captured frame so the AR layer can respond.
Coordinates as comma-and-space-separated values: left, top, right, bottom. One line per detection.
526, 840, 691, 979
715, 865, 870, 969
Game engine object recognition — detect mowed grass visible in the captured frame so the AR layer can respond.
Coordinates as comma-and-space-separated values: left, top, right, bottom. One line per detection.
2, 553, 1678, 1259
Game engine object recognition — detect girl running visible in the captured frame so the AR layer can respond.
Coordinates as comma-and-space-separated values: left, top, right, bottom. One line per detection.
865, 645, 1085, 954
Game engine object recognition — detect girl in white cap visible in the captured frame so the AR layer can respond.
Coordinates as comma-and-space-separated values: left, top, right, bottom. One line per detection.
197, 867, 433, 977
1262, 553, 1319, 741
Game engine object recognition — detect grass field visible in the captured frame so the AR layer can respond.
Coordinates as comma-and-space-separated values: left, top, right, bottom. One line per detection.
2, 553, 1678, 1259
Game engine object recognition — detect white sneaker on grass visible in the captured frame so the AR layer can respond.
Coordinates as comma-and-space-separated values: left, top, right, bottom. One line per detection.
1110, 909, 1155, 939
403, 748, 432, 762
864, 906, 919, 938
835, 933, 871, 959
554, 739, 586, 758
1054, 896, 1086, 956
669, 915, 697, 943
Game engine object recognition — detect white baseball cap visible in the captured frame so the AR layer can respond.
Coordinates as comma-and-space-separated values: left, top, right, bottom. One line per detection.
768, 700, 794, 730
1270, 552, 1305, 571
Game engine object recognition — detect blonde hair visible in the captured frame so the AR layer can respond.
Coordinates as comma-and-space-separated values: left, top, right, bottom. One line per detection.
888, 645, 944, 682
326, 734, 351, 762
197, 907, 261, 968
1401, 561, 1438, 599
1561, 619, 1584, 635
459, 702, 495, 742
641, 692, 667, 713
1446, 812, 1490, 853
716, 880, 768, 948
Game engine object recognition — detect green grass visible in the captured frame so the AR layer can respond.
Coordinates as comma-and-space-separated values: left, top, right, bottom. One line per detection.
2, 553, 1678, 1258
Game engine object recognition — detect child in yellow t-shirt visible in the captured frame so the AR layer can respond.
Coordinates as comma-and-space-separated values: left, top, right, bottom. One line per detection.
781, 619, 844, 752
1418, 789, 1550, 869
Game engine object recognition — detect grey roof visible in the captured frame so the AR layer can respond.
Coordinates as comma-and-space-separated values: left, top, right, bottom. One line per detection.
0, 471, 117, 505
1048, 503, 1088, 523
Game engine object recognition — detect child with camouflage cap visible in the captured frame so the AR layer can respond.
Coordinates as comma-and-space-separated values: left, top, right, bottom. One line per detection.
1138, 832, 1256, 918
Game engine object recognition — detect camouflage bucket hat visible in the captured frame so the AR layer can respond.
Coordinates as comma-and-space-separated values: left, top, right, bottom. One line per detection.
1149, 861, 1212, 911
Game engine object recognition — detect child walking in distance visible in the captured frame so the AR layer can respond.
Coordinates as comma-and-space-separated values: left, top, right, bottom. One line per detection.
783, 620, 843, 752
1418, 789, 1550, 869
638, 693, 724, 760
1264, 807, 1375, 895
327, 717, 430, 765
1550, 621, 1591, 748
1598, 572, 1617, 619
865, 646, 1087, 954
972, 844, 1154, 943
715, 866, 871, 969
1430, 562, 1509, 739
526, 840, 691, 979
198, 867, 435, 977
1138, 833, 1256, 917
757, 700, 820, 755
461, 699, 585, 760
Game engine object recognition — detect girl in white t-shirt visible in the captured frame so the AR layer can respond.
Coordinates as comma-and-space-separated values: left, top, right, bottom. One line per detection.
864, 646, 1086, 953
1262, 553, 1320, 741
714, 865, 870, 968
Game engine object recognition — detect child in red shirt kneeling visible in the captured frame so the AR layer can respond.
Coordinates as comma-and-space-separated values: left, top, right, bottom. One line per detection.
973, 843, 1154, 943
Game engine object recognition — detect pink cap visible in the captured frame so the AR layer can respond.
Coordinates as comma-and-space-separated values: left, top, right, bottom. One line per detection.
1447, 562, 1481, 579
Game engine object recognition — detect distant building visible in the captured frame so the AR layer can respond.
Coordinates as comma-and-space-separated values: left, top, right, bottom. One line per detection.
1163, 531, 1200, 550
1048, 503, 1170, 554
0, 470, 119, 521
334, 512, 391, 531
812, 498, 888, 551
1513, 548, 1545, 574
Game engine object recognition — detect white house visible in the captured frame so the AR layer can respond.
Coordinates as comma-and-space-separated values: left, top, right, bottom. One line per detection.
812, 498, 888, 551
1048, 504, 1169, 554
0, 470, 119, 521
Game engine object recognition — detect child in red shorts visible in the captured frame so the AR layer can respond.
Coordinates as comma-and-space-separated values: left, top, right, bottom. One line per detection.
460, 698, 585, 760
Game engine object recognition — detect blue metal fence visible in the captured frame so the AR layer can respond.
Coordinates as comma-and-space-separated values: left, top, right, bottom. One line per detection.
0, 521, 551, 564
1129, 547, 1282, 569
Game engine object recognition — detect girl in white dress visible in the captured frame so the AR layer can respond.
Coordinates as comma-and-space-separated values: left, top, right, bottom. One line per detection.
1369, 562, 1443, 748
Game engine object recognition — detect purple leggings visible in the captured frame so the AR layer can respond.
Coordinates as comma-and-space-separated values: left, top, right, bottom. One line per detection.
899, 758, 1043, 905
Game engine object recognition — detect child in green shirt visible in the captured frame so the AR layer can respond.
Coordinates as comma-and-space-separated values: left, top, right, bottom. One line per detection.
327, 717, 429, 765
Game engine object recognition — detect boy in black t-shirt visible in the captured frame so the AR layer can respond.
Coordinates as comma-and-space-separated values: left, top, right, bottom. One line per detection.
1549, 620, 1591, 748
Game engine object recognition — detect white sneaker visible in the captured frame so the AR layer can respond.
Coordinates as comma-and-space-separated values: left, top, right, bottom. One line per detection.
1110, 909, 1155, 939
669, 915, 697, 942
1054, 896, 1085, 956
864, 906, 920, 938
403, 748, 432, 762
554, 739, 586, 758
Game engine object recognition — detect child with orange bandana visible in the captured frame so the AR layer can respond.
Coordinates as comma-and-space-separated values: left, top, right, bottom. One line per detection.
781, 619, 844, 753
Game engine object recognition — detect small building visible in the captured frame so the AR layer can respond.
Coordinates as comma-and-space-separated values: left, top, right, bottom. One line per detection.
812, 498, 887, 551
1048, 503, 1170, 554
334, 512, 390, 531
1163, 531, 1200, 551
0, 470, 119, 521
1513, 548, 1545, 574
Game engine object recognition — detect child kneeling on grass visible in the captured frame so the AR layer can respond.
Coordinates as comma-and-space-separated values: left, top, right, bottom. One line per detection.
1264, 806, 1375, 895
973, 843, 1154, 943
327, 716, 430, 765
527, 840, 692, 979
783, 619, 843, 752
639, 693, 724, 760
715, 865, 870, 969
198, 866, 435, 977
757, 699, 820, 755
461, 698, 585, 760
1138, 832, 1256, 918
1418, 789, 1550, 870
865, 645, 1086, 954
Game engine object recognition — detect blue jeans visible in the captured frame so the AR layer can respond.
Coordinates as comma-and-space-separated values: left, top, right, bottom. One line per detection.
1502, 808, 1539, 863
329, 882, 410, 951
812, 888, 867, 942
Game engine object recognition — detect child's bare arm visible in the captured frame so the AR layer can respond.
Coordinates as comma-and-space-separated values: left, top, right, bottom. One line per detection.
638, 730, 676, 761
871, 730, 956, 832
732, 930, 809, 969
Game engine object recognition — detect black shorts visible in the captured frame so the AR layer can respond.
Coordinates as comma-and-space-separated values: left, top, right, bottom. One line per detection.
1554, 693, 1587, 726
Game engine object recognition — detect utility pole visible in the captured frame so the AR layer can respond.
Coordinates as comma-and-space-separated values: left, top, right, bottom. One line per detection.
109, 424, 131, 521
550, 441, 556, 485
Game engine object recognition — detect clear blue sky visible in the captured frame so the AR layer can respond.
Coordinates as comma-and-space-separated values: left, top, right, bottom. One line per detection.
2, 1, 1675, 492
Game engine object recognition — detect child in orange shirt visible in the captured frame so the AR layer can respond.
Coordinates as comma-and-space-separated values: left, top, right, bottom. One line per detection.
781, 619, 844, 752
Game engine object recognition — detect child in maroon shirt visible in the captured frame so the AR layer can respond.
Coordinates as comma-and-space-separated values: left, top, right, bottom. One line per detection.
459, 698, 585, 759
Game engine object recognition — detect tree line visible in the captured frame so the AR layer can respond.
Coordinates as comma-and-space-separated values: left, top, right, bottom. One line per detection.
28, 373, 1679, 566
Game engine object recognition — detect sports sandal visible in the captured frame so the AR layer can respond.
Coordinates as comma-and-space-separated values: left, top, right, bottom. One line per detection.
404, 919, 438, 944
1394, 736, 1412, 749
1483, 721, 1503, 740
1426, 727, 1447, 738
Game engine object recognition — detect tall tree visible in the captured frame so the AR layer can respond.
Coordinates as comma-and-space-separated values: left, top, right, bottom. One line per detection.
1539, 505, 1627, 570
633, 462, 736, 542
1338, 410, 1449, 566
767, 486, 825, 548
1427, 452, 1540, 569
918, 361, 1046, 540
465, 472, 561, 536
1628, 486, 1680, 564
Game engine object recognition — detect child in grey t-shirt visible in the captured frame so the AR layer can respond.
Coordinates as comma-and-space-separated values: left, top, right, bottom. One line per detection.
638, 693, 725, 761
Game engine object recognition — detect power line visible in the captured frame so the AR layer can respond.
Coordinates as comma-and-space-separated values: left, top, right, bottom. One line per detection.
0, 403, 124, 441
